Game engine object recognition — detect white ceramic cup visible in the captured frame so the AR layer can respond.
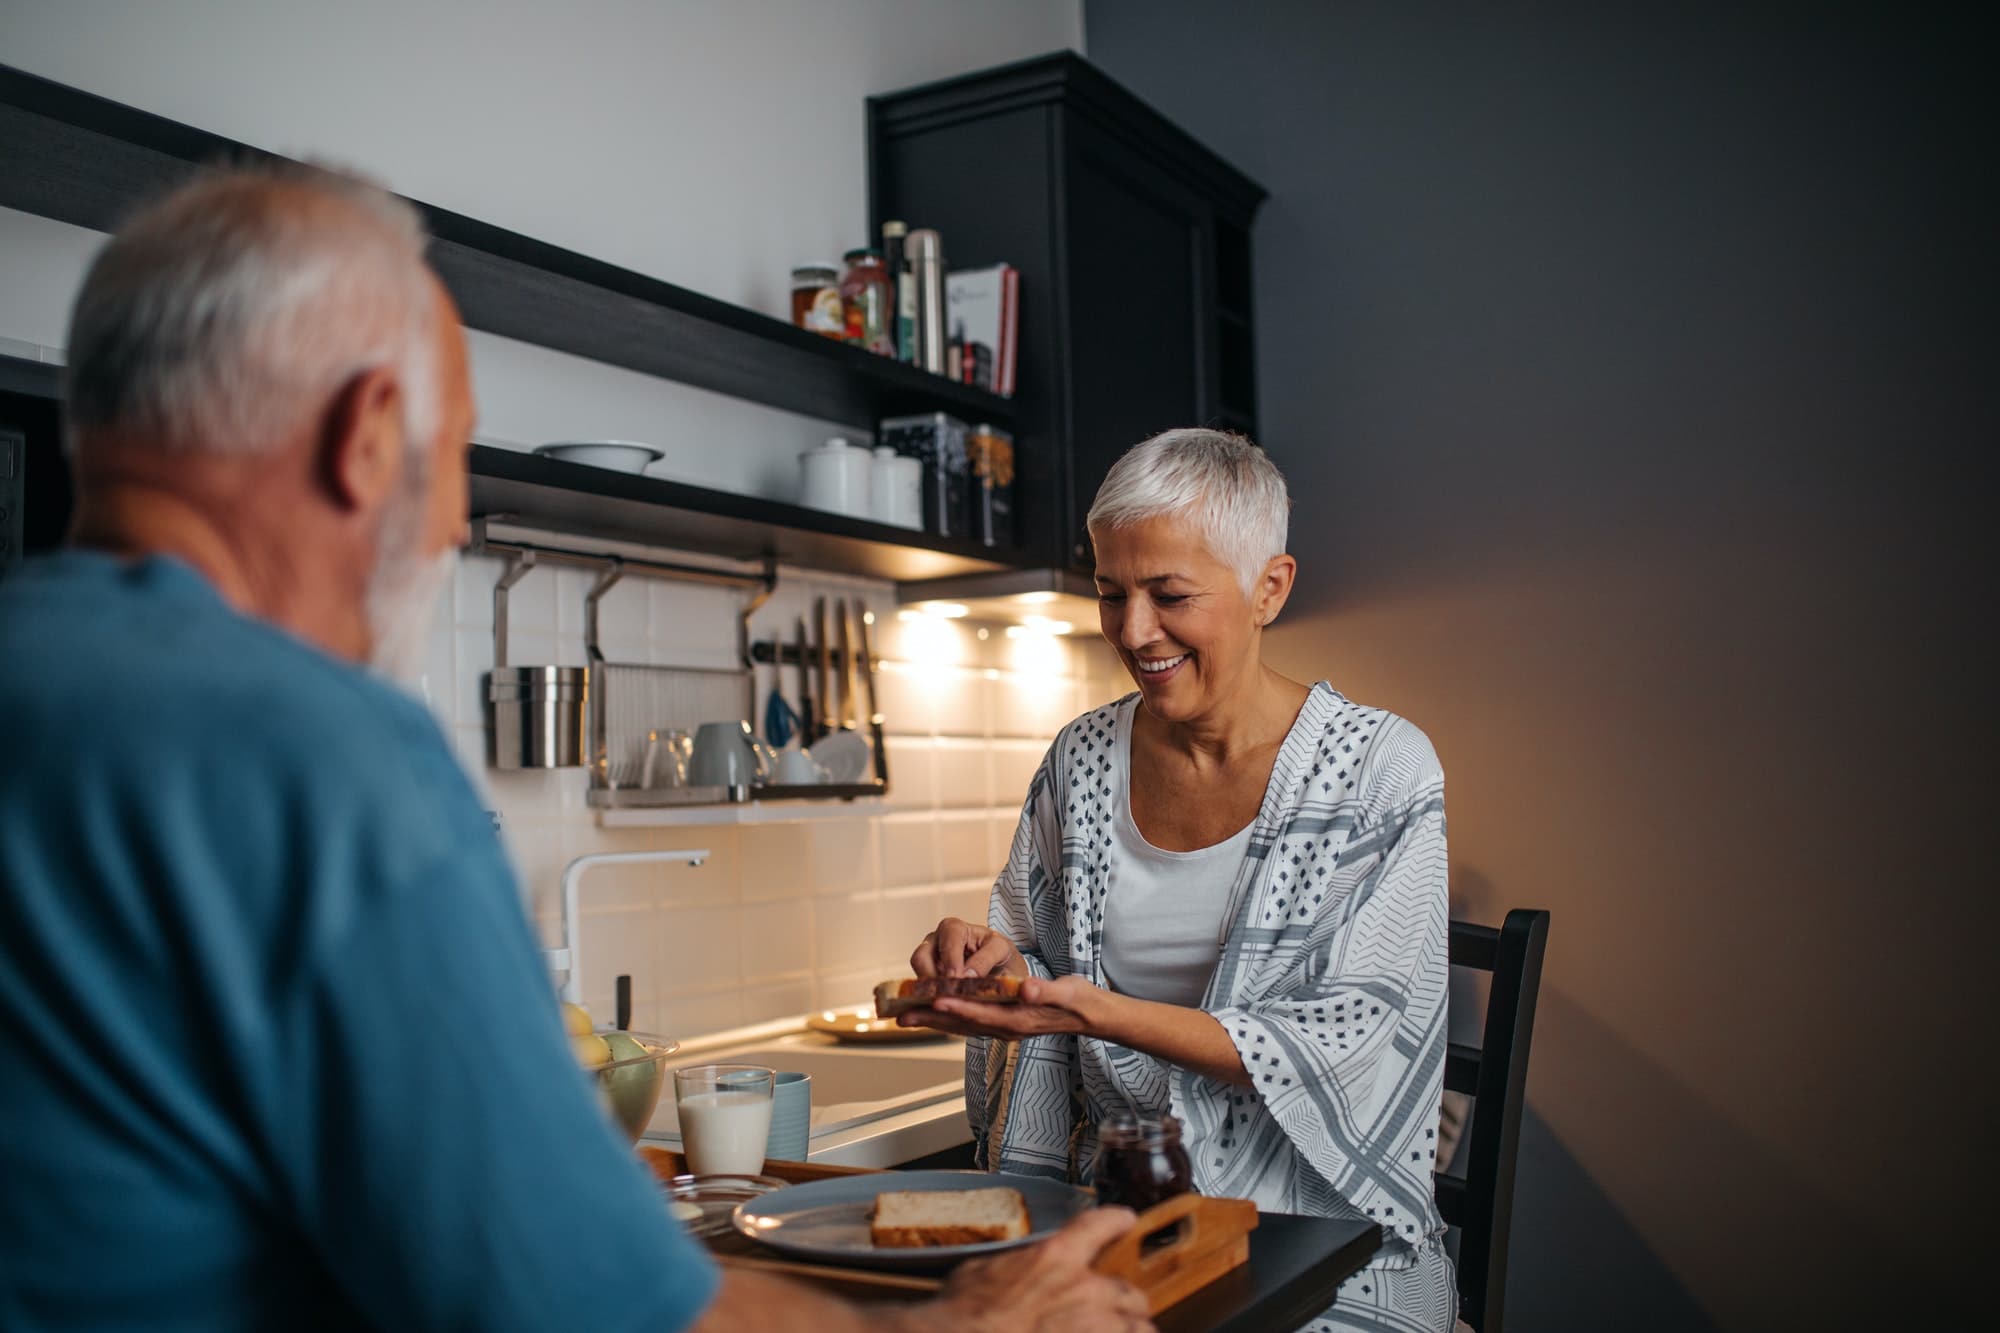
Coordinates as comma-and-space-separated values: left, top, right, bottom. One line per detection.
772, 746, 826, 785
689, 720, 761, 789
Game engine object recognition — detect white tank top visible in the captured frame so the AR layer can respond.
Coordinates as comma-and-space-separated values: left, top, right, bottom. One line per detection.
1100, 698, 1250, 1006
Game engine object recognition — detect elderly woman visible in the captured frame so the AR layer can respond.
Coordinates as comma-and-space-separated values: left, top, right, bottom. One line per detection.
904, 429, 1455, 1332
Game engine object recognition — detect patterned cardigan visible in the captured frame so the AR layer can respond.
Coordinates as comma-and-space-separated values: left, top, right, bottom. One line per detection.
967, 682, 1449, 1259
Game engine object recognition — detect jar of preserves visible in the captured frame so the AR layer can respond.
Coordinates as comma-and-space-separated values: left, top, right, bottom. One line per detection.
839, 249, 894, 355
1093, 1112, 1194, 1210
790, 264, 844, 340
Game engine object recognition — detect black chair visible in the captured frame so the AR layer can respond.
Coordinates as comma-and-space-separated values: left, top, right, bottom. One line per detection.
1436, 909, 1551, 1333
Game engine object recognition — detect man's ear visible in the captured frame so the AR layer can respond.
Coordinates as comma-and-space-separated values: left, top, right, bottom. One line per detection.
318, 366, 405, 512
1252, 553, 1297, 627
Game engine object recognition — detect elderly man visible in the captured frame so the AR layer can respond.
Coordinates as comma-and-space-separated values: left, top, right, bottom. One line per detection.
0, 164, 1146, 1333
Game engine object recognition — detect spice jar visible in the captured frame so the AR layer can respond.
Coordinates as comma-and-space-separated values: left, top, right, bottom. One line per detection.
839, 249, 894, 356
966, 423, 1015, 548
1094, 1112, 1194, 1210
790, 264, 844, 340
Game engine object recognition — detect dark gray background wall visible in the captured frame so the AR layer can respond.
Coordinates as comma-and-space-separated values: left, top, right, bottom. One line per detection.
1085, 3, 1992, 1329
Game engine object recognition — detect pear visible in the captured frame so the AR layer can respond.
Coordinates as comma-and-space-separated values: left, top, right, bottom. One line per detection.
561, 1002, 595, 1038
599, 1031, 663, 1138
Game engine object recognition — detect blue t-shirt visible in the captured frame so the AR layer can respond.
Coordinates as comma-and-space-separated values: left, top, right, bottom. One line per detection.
0, 552, 717, 1331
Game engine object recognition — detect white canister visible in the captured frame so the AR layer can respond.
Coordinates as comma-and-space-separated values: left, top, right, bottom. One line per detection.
871, 447, 923, 529
799, 436, 873, 516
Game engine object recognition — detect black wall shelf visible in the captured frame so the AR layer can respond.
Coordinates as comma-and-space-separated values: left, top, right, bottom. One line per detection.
470, 446, 1021, 583
0, 63, 1014, 436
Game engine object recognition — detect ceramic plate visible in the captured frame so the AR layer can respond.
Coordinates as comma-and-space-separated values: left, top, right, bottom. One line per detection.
731, 1169, 1092, 1271
803, 1008, 950, 1044
533, 440, 664, 473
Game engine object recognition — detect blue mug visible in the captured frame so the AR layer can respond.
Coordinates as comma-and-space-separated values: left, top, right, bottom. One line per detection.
765, 1071, 811, 1162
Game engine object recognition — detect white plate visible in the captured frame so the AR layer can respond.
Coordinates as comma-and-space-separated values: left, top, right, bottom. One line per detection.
731, 1169, 1092, 1272
808, 730, 873, 784
534, 440, 664, 473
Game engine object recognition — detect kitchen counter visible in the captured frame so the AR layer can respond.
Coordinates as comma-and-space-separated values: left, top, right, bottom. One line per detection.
647, 1016, 972, 1168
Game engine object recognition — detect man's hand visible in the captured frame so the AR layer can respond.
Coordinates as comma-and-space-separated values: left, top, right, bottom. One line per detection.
927, 1206, 1153, 1333
896, 975, 1112, 1040
911, 917, 1026, 980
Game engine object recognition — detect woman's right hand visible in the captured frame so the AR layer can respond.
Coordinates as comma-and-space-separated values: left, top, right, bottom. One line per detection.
912, 917, 1026, 980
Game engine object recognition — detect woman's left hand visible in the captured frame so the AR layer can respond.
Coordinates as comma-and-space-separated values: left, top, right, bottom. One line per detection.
896, 976, 1113, 1040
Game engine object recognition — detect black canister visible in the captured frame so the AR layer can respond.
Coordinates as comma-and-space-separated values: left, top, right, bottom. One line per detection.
967, 423, 1015, 548
879, 411, 968, 538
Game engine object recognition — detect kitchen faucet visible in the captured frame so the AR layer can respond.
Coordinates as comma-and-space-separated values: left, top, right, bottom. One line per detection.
549, 848, 708, 1004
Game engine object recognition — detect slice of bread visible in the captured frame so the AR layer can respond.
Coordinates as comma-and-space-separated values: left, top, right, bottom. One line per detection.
869, 1186, 1031, 1248
873, 974, 1025, 1018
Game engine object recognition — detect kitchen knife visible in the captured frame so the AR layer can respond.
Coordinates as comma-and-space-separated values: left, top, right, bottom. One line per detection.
857, 603, 888, 788
814, 597, 831, 741
837, 598, 858, 730
795, 616, 815, 741
857, 603, 881, 725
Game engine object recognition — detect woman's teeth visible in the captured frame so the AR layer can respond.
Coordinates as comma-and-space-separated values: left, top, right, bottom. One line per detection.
1137, 654, 1188, 674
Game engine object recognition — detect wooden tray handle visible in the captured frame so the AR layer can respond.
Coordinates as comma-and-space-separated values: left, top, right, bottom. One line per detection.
1091, 1193, 1256, 1284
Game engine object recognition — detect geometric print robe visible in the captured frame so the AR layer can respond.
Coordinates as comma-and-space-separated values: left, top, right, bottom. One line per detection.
967, 683, 1452, 1275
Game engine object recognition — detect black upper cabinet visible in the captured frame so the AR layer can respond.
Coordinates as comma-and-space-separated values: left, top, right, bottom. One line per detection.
869, 53, 1265, 570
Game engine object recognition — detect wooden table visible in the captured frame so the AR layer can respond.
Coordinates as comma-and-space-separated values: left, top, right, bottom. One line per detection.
642, 1149, 1381, 1332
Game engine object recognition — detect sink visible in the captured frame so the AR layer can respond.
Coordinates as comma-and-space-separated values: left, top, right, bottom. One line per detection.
696, 1047, 964, 1104
646, 1031, 969, 1151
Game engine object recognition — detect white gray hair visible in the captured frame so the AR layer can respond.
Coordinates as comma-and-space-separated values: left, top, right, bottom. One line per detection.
64, 160, 438, 456
1086, 428, 1291, 593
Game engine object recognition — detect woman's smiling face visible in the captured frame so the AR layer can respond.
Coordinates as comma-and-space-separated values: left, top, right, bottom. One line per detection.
1093, 514, 1264, 723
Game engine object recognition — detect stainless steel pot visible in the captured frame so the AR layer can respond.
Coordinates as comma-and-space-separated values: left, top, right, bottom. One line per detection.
488, 665, 588, 769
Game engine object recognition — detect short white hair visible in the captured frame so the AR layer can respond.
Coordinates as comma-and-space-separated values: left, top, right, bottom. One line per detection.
1086, 428, 1290, 593
64, 160, 438, 456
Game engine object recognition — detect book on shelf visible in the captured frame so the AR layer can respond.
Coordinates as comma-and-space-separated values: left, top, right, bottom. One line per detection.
944, 263, 1019, 397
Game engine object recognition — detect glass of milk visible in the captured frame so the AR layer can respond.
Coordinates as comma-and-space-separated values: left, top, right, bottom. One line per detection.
673, 1065, 776, 1175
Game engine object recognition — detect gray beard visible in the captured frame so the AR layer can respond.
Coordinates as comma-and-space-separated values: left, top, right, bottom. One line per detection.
364, 458, 452, 692
367, 545, 453, 691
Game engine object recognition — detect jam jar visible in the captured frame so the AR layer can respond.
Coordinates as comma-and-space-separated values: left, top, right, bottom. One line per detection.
1093, 1112, 1194, 1210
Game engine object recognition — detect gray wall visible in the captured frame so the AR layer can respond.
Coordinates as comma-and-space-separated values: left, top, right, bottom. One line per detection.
1086, 4, 1991, 1329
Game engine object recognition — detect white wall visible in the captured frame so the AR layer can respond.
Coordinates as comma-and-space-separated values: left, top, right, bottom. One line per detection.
0, 0, 1121, 1037
0, 0, 1082, 492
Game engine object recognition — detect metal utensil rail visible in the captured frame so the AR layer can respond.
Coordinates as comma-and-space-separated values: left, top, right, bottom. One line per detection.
471, 518, 888, 806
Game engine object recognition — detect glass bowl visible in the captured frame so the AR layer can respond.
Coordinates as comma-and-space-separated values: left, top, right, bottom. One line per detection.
589, 1030, 680, 1142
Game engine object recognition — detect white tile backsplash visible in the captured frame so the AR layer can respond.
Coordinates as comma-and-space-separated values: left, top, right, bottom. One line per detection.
935, 812, 992, 882
435, 546, 1099, 1039
878, 816, 938, 889
990, 740, 1046, 811
576, 904, 658, 1019
739, 899, 815, 981
739, 821, 814, 902
879, 887, 945, 971
879, 737, 937, 810
940, 883, 994, 931
815, 891, 880, 970
658, 904, 745, 995
934, 739, 991, 809
809, 819, 879, 895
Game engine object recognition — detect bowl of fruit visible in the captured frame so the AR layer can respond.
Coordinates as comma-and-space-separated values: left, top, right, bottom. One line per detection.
564, 1002, 679, 1142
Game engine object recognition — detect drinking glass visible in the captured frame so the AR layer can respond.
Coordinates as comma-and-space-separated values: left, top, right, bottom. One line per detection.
673, 1064, 776, 1175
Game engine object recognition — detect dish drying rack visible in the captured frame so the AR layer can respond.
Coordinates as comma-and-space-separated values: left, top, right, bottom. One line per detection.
474, 519, 888, 808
